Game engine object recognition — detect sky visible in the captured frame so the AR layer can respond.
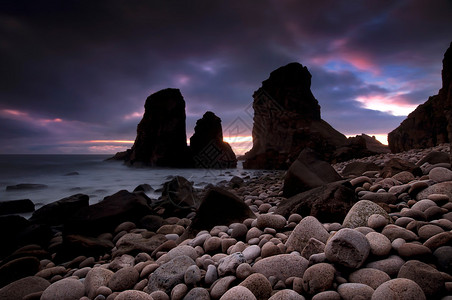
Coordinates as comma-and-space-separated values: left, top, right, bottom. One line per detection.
1, 1, 452, 155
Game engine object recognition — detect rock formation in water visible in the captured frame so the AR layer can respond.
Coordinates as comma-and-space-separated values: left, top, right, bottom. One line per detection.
243, 62, 387, 169
190, 111, 237, 168
388, 42, 452, 152
116, 88, 191, 167
111, 89, 236, 168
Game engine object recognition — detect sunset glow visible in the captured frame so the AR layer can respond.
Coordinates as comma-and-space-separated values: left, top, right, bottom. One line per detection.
355, 94, 418, 116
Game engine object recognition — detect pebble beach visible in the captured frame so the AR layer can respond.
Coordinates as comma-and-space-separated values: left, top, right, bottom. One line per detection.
2, 145, 452, 300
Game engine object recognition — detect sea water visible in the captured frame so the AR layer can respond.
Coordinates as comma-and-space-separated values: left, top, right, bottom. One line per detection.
0, 155, 259, 214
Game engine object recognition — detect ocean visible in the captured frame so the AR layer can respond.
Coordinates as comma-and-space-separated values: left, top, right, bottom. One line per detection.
0, 155, 258, 216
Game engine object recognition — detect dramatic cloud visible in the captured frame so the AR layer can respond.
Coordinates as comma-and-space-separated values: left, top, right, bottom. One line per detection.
0, 0, 451, 154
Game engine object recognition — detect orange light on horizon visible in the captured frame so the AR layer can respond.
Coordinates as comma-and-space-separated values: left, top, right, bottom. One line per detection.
355, 94, 417, 116
346, 134, 388, 145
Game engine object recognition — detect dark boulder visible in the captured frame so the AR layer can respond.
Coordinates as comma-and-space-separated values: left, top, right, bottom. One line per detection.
276, 181, 358, 223
283, 148, 342, 197
416, 151, 450, 166
64, 190, 153, 236
0, 199, 34, 215
29, 194, 89, 225
190, 111, 237, 168
154, 176, 198, 218
0, 276, 50, 300
0, 215, 29, 258
0, 256, 40, 288
381, 158, 423, 178
341, 161, 381, 177
179, 187, 256, 241
55, 234, 114, 263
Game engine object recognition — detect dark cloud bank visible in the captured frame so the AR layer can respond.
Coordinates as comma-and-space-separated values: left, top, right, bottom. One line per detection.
1, 0, 451, 153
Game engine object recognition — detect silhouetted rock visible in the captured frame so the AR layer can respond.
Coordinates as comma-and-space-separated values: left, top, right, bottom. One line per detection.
389, 42, 452, 152
64, 190, 152, 236
29, 194, 89, 226
179, 187, 256, 241
283, 148, 342, 197
153, 176, 198, 218
190, 111, 237, 168
6, 184, 48, 191
243, 63, 383, 169
276, 181, 358, 223
113, 88, 191, 167
0, 199, 34, 215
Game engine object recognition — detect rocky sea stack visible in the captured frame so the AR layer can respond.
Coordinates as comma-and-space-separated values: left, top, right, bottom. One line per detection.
243, 62, 388, 169
389, 42, 452, 152
111, 89, 236, 168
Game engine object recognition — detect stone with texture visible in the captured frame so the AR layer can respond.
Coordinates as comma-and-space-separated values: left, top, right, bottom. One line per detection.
325, 228, 370, 268
372, 278, 426, 300
366, 232, 392, 256
283, 148, 342, 197
219, 286, 257, 300
108, 266, 139, 292
41, 278, 85, 300
365, 255, 406, 277
302, 263, 335, 294
182, 287, 210, 300
239, 273, 272, 300
277, 181, 357, 223
179, 187, 255, 241
429, 166, 452, 182
0, 276, 50, 300
147, 255, 195, 294
349, 268, 391, 290
285, 216, 330, 252
252, 254, 308, 281
398, 260, 445, 298
337, 283, 374, 300
343, 200, 391, 228
115, 290, 154, 300
217, 252, 247, 276
84, 267, 115, 299
268, 289, 305, 300
256, 214, 286, 230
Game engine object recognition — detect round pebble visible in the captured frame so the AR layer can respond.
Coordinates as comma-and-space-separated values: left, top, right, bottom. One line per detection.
372, 278, 426, 300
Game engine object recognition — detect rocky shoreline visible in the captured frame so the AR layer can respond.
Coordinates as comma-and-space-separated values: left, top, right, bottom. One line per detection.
1, 145, 452, 299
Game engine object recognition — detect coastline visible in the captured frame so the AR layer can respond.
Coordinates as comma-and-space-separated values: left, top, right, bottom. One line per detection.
1, 145, 452, 299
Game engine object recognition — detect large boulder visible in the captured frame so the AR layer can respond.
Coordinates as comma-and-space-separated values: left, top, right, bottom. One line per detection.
389, 42, 452, 152
112, 88, 191, 167
0, 199, 34, 215
29, 194, 89, 225
283, 148, 342, 197
190, 111, 237, 168
64, 190, 152, 236
276, 181, 358, 223
179, 187, 256, 241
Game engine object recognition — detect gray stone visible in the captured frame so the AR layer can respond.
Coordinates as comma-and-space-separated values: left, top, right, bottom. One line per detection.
239, 273, 273, 300
302, 263, 335, 294
337, 283, 374, 300
325, 228, 370, 268
84, 267, 115, 299
268, 289, 305, 300
285, 216, 330, 252
343, 200, 391, 228
365, 255, 405, 277
219, 286, 257, 300
108, 266, 139, 292
217, 252, 247, 276
148, 255, 196, 294
182, 287, 210, 300
0, 276, 50, 300
398, 260, 445, 298
348, 268, 391, 290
